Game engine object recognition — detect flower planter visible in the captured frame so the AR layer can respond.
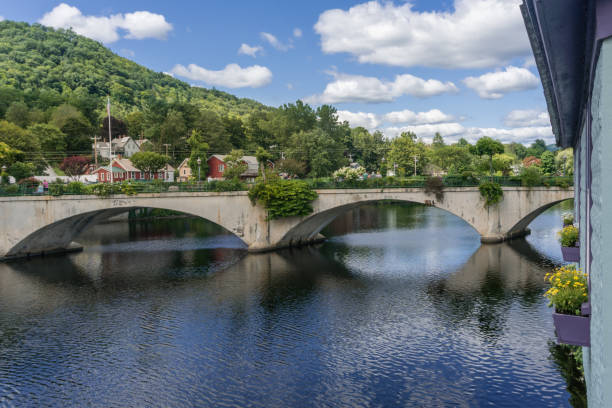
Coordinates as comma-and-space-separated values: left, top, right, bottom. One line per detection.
552, 312, 590, 346
561, 246, 580, 262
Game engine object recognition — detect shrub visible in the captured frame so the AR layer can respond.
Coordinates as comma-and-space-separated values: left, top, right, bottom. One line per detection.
209, 179, 247, 192
48, 181, 64, 196
559, 225, 579, 247
544, 265, 588, 315
424, 176, 444, 202
479, 181, 503, 206
1, 184, 20, 195
120, 181, 137, 196
333, 166, 366, 181
65, 181, 86, 194
562, 213, 574, 226
520, 166, 543, 187
249, 179, 318, 219
87, 183, 121, 197
461, 171, 480, 184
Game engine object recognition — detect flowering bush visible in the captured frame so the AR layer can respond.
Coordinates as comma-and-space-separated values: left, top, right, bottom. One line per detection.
559, 225, 579, 247
562, 212, 574, 226
544, 265, 588, 315
333, 166, 365, 181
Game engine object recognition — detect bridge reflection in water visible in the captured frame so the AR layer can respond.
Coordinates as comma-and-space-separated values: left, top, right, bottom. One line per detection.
0, 202, 582, 407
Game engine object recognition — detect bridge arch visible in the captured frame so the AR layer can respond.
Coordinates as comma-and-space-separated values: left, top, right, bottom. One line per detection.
4, 206, 249, 259
276, 199, 482, 248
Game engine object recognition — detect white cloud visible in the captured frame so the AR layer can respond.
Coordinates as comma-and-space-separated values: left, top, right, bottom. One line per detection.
337, 110, 382, 130
260, 32, 292, 51
384, 123, 553, 144
293, 28, 303, 38
383, 109, 455, 125
314, 0, 531, 69
238, 43, 263, 57
39, 3, 172, 43
463, 66, 539, 99
305, 72, 457, 104
503, 109, 550, 127
171, 63, 272, 88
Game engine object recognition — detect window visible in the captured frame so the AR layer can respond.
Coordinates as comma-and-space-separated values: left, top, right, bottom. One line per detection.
218, 164, 225, 172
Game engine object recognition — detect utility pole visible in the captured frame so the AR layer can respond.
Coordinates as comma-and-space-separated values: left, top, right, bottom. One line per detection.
413, 155, 418, 176
107, 97, 113, 183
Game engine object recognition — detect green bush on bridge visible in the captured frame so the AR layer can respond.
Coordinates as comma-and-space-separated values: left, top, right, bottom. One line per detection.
249, 179, 318, 219
479, 181, 504, 207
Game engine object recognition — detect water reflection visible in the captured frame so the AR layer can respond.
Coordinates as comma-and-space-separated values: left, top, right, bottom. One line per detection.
0, 202, 582, 407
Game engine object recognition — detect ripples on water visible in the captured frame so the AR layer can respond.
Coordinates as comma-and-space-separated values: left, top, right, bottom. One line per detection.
0, 202, 583, 407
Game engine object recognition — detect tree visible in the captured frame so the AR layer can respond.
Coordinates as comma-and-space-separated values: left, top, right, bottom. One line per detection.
287, 128, 346, 177
187, 129, 209, 179
526, 139, 547, 158
130, 151, 168, 179
5, 101, 30, 128
28, 124, 66, 157
540, 150, 556, 175
0, 142, 24, 167
429, 145, 473, 174
432, 132, 445, 149
255, 146, 273, 181
59, 156, 90, 180
507, 142, 527, 160
388, 132, 428, 176
8, 161, 35, 181
492, 153, 515, 176
223, 149, 248, 180
351, 128, 387, 172
472, 136, 504, 177
555, 148, 574, 176
195, 110, 231, 153
99, 115, 128, 141
0, 120, 41, 153
276, 158, 307, 177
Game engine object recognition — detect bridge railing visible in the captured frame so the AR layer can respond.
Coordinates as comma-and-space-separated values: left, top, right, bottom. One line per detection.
0, 176, 573, 197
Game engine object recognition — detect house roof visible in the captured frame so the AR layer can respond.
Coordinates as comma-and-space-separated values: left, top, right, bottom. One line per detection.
209, 155, 258, 176
113, 158, 140, 172
177, 158, 190, 170
520, 0, 597, 147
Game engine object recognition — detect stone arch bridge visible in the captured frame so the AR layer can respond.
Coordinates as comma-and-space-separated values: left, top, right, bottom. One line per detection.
0, 187, 573, 260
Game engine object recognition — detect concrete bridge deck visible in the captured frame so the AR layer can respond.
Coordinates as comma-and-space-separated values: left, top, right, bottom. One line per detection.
0, 187, 573, 260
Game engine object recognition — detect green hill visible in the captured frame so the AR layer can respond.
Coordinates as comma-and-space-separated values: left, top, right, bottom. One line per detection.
0, 21, 269, 119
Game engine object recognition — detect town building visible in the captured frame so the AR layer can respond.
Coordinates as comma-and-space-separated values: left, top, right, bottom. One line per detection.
207, 154, 258, 182
522, 2, 612, 405
177, 158, 192, 182
95, 136, 141, 159
93, 158, 168, 183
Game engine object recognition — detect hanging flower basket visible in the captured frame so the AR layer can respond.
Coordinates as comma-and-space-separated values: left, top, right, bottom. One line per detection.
561, 246, 580, 262
544, 265, 589, 346
552, 312, 590, 346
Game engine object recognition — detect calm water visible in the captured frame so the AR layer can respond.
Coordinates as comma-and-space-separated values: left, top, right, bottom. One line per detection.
0, 201, 583, 407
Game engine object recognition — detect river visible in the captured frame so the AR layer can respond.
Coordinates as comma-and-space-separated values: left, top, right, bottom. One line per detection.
0, 201, 585, 407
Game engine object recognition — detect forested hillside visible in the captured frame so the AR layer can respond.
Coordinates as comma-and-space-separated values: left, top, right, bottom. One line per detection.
0, 21, 573, 184
0, 21, 268, 119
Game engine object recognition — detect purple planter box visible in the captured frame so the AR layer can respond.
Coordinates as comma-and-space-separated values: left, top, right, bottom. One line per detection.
561, 246, 580, 262
552, 312, 590, 346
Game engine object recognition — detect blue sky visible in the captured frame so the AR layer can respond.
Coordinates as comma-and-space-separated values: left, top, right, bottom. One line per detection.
0, 0, 553, 145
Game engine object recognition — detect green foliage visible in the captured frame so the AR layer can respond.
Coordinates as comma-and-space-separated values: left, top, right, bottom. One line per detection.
388, 132, 428, 176
472, 136, 504, 176
520, 165, 543, 187
541, 150, 556, 175
65, 181, 86, 194
0, 141, 23, 166
130, 151, 168, 176
333, 166, 365, 181
249, 180, 318, 219
86, 183, 121, 197
479, 181, 503, 206
120, 180, 137, 195
562, 213, 575, 226
48, 181, 64, 196
559, 225, 579, 247
223, 149, 249, 180
187, 130, 209, 178
208, 178, 247, 192
544, 265, 588, 315
424, 176, 445, 202
8, 161, 35, 181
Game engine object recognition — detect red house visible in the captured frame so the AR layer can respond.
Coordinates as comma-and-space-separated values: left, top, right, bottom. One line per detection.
93, 158, 166, 183
206, 154, 258, 182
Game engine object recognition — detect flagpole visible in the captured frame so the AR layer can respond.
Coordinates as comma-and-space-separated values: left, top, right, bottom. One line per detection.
107, 97, 113, 183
